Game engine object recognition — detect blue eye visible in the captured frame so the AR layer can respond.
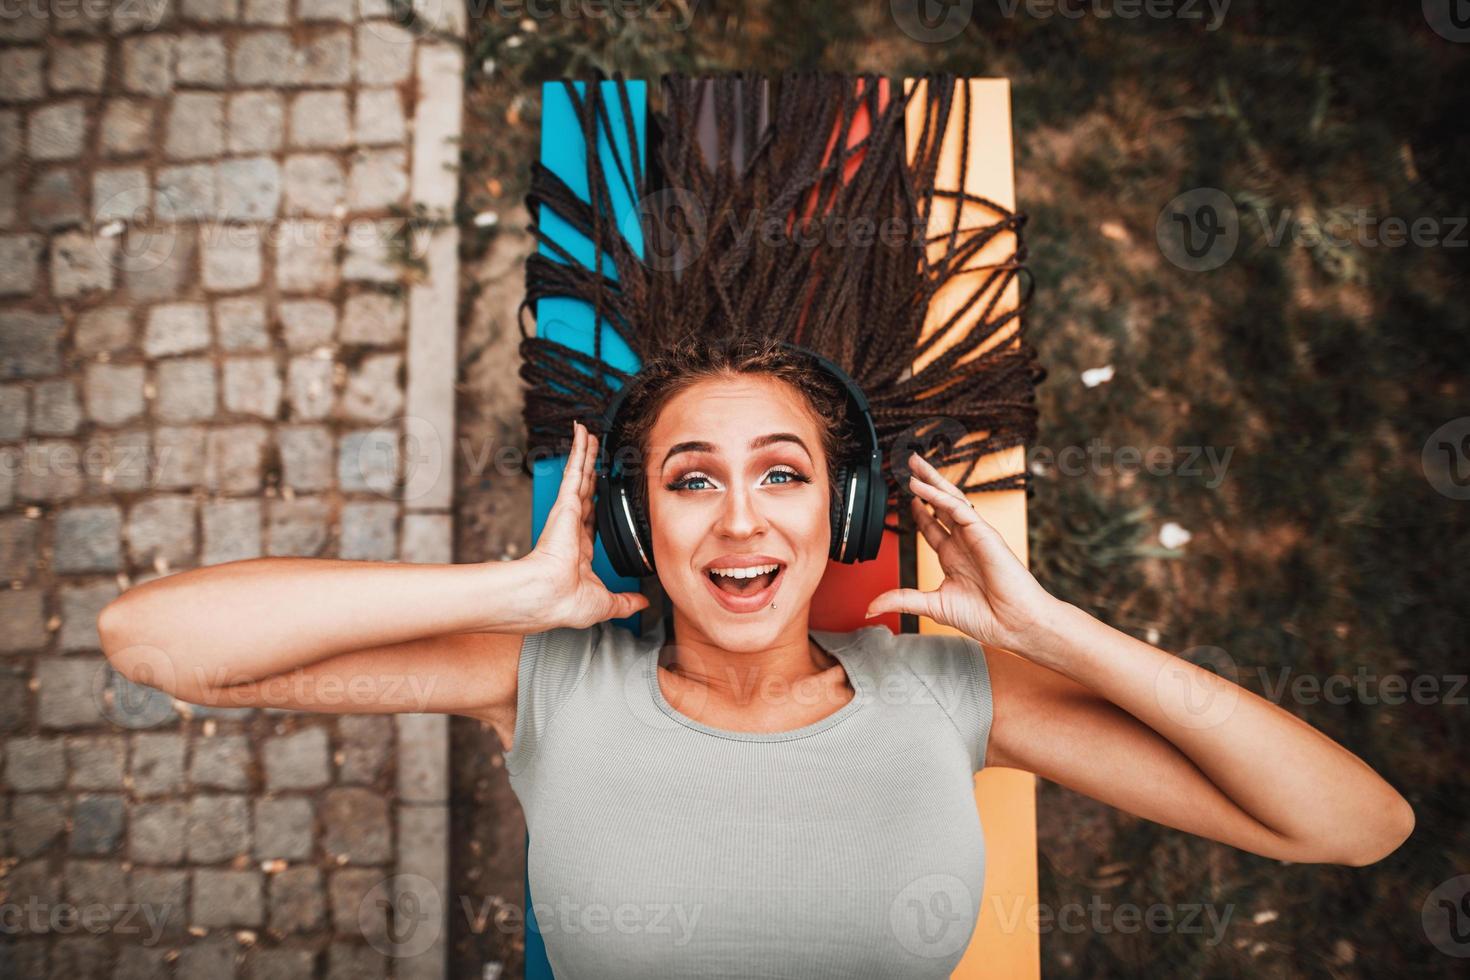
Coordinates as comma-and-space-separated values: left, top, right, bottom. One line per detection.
664, 466, 811, 492
766, 466, 811, 486
665, 472, 712, 492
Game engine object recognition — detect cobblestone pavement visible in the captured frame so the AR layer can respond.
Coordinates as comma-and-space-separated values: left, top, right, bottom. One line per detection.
1, 2, 465, 976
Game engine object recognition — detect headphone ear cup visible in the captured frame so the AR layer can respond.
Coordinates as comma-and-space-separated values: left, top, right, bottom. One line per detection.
594, 471, 642, 578
594, 470, 626, 574
832, 457, 886, 564
828, 462, 849, 561
859, 458, 886, 561
632, 483, 655, 574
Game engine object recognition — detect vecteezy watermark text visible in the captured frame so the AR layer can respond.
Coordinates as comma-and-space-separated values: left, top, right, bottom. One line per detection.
0, 0, 168, 31
1157, 187, 1468, 272
480, 0, 696, 29
986, 894, 1235, 944
993, 0, 1229, 30
1, 897, 173, 947
1027, 440, 1233, 488
1257, 667, 1468, 707
891, 0, 1229, 43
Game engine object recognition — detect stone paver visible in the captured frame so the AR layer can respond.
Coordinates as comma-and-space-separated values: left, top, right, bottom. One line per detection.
2, 8, 463, 975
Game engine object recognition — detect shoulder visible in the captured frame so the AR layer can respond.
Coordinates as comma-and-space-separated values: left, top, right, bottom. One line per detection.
821, 624, 986, 676
516, 619, 656, 705
526, 619, 646, 660
507, 619, 656, 775
826, 626, 994, 772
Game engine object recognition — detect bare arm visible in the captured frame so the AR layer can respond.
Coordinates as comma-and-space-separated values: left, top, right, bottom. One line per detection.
986, 611, 1415, 866
98, 556, 544, 703
870, 451, 1414, 868
99, 420, 646, 717
174, 630, 526, 721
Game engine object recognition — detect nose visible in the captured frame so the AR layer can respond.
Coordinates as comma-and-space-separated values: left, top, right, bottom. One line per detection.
713, 481, 768, 539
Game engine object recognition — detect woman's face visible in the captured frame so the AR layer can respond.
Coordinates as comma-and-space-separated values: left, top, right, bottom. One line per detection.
643, 374, 832, 651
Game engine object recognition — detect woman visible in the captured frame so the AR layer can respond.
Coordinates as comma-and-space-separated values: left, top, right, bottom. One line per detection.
99, 338, 1414, 979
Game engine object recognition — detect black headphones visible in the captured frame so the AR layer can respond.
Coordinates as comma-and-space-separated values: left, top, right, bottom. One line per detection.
593, 341, 887, 578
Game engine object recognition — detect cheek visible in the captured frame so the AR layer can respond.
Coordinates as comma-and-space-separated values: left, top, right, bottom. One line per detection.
785, 491, 832, 563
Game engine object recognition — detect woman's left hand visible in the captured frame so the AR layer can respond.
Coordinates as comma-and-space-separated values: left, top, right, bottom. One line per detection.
864, 452, 1062, 653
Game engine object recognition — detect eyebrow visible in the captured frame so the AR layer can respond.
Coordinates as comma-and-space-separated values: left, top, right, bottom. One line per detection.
660, 433, 813, 471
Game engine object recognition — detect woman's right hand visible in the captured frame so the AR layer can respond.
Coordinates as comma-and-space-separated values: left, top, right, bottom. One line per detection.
522, 420, 651, 630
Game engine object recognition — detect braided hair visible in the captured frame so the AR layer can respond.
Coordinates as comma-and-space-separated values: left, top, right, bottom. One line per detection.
519, 72, 1046, 534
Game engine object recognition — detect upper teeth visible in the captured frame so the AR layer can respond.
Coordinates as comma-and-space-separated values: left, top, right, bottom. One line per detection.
709, 564, 779, 579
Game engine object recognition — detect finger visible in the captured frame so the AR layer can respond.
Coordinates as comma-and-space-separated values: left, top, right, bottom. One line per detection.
910, 495, 948, 552
576, 429, 593, 537
612, 590, 650, 618
909, 474, 981, 528
557, 421, 585, 506
909, 474, 1007, 544
908, 451, 968, 503
913, 495, 957, 542
864, 587, 939, 621
580, 428, 598, 503
582, 485, 597, 540
909, 458, 1006, 539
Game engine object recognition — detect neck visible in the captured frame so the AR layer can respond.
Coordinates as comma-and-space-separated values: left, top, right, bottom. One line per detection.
660, 605, 842, 706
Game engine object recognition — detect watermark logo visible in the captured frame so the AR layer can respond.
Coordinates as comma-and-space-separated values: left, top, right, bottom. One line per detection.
1424, 0, 1470, 42
1423, 875, 1470, 957
1422, 417, 1470, 501
1153, 645, 1240, 730
349, 415, 448, 503
889, 416, 971, 492
360, 873, 444, 958
94, 647, 179, 729
360, 0, 443, 42
620, 643, 713, 736
633, 187, 709, 274
891, 0, 974, 42
889, 873, 975, 959
1156, 188, 1239, 272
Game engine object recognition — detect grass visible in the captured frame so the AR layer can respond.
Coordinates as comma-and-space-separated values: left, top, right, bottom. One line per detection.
452, 2, 1469, 975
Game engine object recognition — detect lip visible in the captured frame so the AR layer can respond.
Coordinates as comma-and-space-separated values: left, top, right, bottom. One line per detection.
701, 562, 786, 614
701, 553, 786, 572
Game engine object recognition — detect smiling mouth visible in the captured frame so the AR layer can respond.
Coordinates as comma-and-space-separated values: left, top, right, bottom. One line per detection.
705, 564, 783, 596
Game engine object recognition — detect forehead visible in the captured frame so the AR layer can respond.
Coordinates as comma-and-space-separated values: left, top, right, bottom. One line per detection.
647, 375, 822, 449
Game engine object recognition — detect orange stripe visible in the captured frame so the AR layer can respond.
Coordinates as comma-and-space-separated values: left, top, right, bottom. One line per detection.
905, 77, 1040, 980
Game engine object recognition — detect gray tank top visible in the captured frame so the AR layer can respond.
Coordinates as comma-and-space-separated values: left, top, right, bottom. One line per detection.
505, 618, 995, 979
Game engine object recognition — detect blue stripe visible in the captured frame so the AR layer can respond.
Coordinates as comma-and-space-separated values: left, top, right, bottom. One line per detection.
526, 79, 648, 980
